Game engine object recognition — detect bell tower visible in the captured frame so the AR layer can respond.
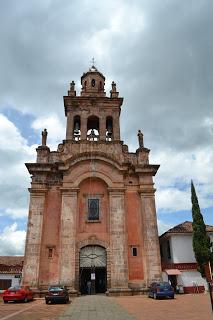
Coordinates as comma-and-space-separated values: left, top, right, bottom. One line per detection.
22, 64, 162, 295
65, 64, 121, 142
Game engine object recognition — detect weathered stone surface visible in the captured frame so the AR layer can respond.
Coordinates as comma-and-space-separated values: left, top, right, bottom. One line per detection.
22, 66, 161, 293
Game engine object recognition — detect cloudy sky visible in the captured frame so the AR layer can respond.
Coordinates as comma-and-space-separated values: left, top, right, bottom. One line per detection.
0, 0, 213, 255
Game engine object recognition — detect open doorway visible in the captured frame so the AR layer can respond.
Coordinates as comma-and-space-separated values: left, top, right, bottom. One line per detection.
79, 245, 107, 295
79, 267, 106, 294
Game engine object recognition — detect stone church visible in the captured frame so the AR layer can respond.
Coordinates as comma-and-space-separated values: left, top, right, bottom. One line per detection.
22, 65, 161, 295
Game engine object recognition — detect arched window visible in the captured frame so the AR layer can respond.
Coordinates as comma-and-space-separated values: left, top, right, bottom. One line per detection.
87, 116, 99, 141
73, 115, 81, 141
91, 79, 96, 87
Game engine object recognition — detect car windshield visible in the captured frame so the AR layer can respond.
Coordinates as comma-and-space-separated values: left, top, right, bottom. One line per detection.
8, 286, 21, 291
49, 286, 64, 291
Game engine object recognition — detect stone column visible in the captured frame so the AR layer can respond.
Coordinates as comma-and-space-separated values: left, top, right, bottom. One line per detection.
66, 112, 74, 140
113, 113, 120, 140
59, 188, 78, 290
139, 187, 162, 285
108, 189, 128, 290
22, 189, 46, 288
81, 116, 87, 140
99, 116, 106, 140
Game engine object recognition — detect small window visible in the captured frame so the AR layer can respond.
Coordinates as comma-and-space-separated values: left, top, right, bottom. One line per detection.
132, 247, 137, 256
48, 248, 53, 258
88, 198, 99, 220
91, 79, 96, 87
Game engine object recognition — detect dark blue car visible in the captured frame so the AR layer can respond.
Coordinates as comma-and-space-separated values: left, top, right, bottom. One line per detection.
148, 282, 174, 299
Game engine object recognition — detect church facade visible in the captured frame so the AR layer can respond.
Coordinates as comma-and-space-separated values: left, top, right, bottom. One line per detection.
22, 66, 161, 295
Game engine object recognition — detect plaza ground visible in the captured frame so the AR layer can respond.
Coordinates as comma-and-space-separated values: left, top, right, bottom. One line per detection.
0, 293, 212, 320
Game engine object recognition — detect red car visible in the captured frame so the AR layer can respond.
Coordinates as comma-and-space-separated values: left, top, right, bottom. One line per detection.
3, 285, 34, 303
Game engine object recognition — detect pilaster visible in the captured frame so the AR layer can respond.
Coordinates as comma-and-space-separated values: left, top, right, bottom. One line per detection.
113, 113, 120, 140
66, 112, 74, 140
139, 186, 162, 284
99, 116, 106, 140
81, 116, 87, 140
22, 189, 47, 288
108, 188, 128, 289
59, 188, 78, 289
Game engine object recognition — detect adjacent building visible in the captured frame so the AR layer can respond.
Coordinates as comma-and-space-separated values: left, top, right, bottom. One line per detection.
22, 65, 161, 295
0, 256, 24, 290
160, 221, 213, 293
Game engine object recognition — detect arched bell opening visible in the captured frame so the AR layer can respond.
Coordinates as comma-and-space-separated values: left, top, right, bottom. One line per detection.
79, 245, 107, 294
87, 116, 99, 141
106, 116, 113, 141
73, 115, 81, 141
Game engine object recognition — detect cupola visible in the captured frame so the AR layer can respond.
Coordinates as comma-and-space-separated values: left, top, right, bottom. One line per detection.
81, 65, 106, 97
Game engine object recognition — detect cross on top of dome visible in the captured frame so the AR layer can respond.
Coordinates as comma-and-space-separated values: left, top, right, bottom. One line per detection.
89, 57, 98, 72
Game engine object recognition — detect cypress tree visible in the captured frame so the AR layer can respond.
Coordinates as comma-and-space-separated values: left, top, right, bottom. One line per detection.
191, 180, 212, 277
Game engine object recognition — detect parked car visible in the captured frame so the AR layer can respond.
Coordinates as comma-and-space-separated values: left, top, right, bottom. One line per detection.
3, 285, 34, 303
45, 285, 69, 304
148, 282, 174, 299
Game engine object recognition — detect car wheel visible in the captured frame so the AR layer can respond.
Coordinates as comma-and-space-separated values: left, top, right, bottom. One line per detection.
153, 293, 157, 300
45, 300, 49, 304
171, 295, 174, 299
3, 300, 8, 304
24, 297, 28, 303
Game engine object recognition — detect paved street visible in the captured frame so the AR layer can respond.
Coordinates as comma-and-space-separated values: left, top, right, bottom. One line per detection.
0, 293, 212, 320
59, 294, 212, 320
115, 293, 213, 320
0, 299, 68, 320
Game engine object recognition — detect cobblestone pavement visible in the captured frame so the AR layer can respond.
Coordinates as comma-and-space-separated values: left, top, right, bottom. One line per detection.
0, 293, 212, 320
58, 295, 136, 320
114, 293, 213, 320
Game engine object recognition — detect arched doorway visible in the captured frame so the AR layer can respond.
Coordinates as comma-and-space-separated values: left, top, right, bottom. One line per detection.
79, 245, 107, 294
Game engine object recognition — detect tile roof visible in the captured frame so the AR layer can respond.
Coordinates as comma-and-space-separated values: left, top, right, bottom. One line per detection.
160, 221, 213, 238
0, 256, 24, 274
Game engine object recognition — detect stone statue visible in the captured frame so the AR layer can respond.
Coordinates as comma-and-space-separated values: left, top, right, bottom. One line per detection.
42, 128, 48, 146
111, 81, 116, 92
138, 130, 144, 148
70, 81, 75, 91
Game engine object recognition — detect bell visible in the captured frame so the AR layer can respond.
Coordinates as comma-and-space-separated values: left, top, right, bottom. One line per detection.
74, 122, 80, 135
107, 126, 112, 137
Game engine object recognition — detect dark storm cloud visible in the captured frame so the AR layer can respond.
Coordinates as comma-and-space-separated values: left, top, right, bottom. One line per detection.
0, 0, 213, 152
0, 0, 110, 116
114, 1, 213, 151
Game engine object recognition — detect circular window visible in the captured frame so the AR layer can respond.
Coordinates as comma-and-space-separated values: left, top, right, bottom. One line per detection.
91, 79, 96, 87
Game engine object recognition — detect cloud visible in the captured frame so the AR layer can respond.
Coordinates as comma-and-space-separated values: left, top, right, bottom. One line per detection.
0, 113, 35, 218
4, 208, 28, 220
0, 0, 212, 243
31, 114, 66, 149
0, 223, 26, 255
151, 147, 213, 213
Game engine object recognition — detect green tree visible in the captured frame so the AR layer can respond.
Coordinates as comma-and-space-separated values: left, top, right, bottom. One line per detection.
191, 181, 212, 277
